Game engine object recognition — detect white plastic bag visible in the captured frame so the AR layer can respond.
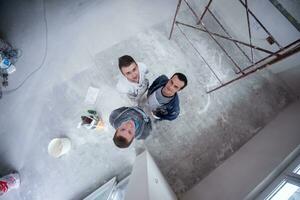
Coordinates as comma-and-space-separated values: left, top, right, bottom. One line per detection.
0, 173, 20, 196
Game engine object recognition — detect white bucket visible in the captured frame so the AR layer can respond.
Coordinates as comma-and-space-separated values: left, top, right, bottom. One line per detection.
48, 138, 71, 158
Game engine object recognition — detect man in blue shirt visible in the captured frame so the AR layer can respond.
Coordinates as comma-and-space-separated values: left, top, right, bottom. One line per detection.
146, 73, 188, 121
109, 107, 152, 148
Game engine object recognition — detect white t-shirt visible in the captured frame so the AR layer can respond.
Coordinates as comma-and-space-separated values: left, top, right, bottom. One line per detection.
116, 62, 149, 101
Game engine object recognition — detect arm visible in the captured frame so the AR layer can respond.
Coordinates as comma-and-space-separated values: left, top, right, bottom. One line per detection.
155, 108, 179, 121
134, 78, 149, 100
147, 75, 168, 97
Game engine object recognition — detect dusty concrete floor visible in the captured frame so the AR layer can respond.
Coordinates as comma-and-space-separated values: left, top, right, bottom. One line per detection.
0, 0, 296, 199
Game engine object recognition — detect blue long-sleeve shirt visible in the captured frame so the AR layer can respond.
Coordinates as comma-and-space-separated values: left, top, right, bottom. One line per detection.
109, 107, 152, 139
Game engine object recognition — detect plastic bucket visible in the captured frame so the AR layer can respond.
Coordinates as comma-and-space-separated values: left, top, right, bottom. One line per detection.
48, 138, 71, 158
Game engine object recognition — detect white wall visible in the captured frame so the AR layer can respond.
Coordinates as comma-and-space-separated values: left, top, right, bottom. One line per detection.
181, 100, 300, 200
125, 151, 177, 200
147, 152, 177, 200
124, 152, 150, 200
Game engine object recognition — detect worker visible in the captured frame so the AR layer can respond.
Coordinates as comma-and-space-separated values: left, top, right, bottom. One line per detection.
109, 106, 152, 148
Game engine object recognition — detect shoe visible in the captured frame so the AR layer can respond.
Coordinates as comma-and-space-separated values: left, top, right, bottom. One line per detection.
151, 111, 160, 120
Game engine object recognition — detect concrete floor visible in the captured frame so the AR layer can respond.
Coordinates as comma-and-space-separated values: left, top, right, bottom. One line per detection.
0, 0, 296, 199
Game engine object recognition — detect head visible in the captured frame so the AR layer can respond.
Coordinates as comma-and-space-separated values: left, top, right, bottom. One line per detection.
162, 73, 188, 97
118, 55, 140, 83
113, 120, 135, 148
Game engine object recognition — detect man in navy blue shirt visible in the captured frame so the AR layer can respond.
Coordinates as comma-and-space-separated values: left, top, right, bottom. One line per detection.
146, 73, 187, 121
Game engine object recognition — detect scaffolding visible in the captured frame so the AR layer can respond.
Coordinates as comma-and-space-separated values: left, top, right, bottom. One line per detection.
169, 0, 300, 93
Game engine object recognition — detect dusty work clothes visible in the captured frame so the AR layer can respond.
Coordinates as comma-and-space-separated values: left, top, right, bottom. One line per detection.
109, 107, 152, 140
147, 75, 180, 121
116, 62, 149, 102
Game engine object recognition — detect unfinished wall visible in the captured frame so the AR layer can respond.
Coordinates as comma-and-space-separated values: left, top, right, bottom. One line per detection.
270, 54, 300, 97
187, 0, 300, 97
209, 0, 299, 46
181, 100, 300, 200
211, 0, 300, 97
124, 151, 177, 200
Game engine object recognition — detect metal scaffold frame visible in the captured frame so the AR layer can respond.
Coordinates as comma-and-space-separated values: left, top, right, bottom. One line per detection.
169, 0, 300, 93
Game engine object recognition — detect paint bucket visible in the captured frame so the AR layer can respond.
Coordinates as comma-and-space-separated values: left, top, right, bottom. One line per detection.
48, 138, 71, 158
